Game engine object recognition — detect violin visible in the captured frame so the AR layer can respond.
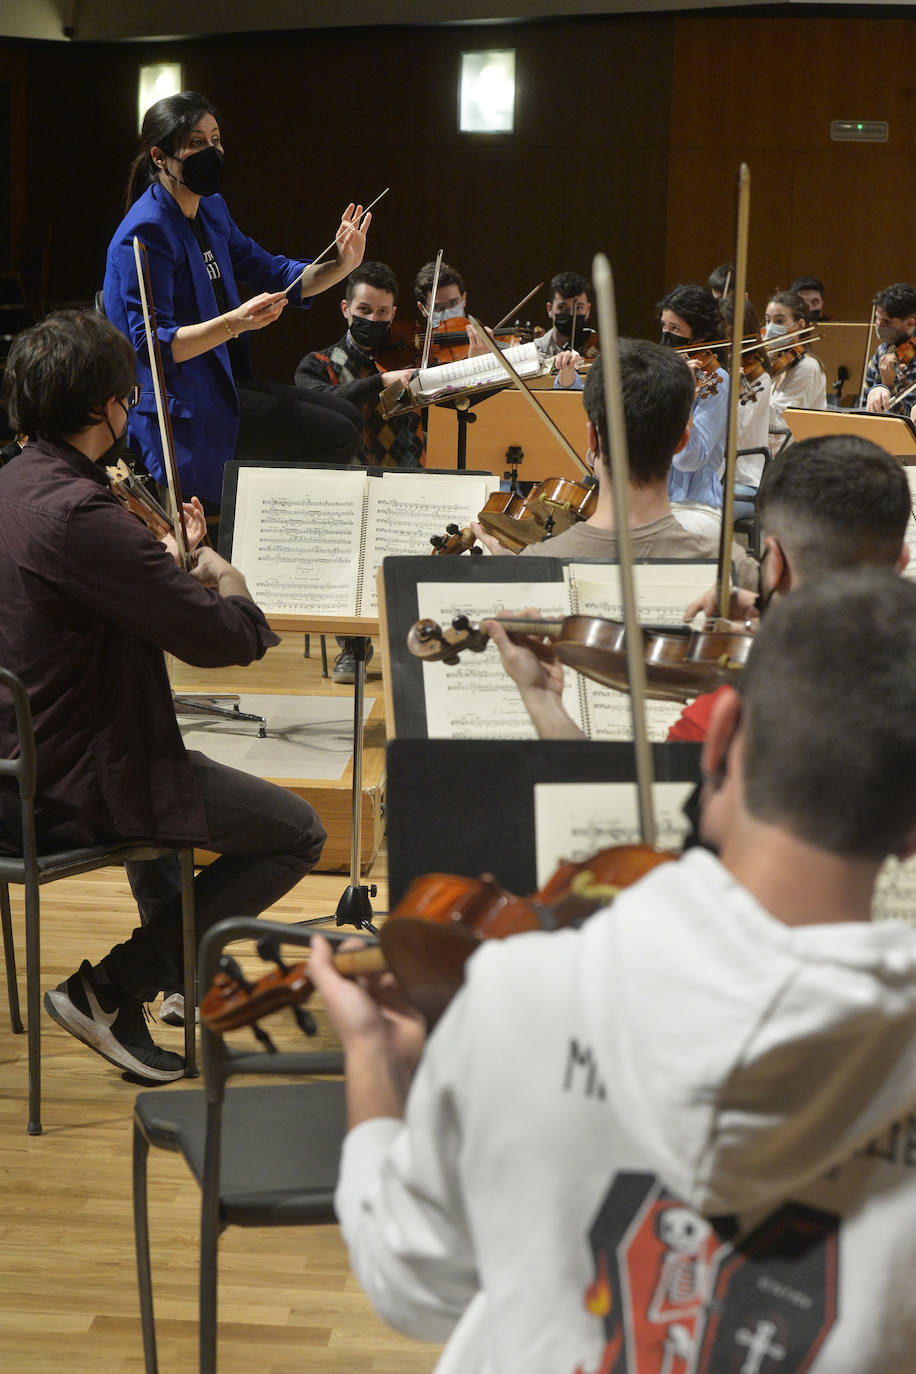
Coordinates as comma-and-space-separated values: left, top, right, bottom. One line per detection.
407, 612, 752, 703
884, 335, 916, 391
768, 341, 808, 377
201, 844, 675, 1034
106, 459, 175, 539
428, 476, 598, 556
683, 346, 723, 398
429, 523, 484, 556
424, 317, 533, 367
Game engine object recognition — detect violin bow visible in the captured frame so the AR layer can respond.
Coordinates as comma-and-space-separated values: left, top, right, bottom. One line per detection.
716, 163, 751, 624
859, 302, 877, 407
493, 281, 544, 333
465, 317, 591, 478
132, 236, 191, 571
419, 249, 444, 373
592, 252, 657, 849
285, 187, 389, 296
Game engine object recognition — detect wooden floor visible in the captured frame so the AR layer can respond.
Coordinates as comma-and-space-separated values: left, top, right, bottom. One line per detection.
0, 638, 441, 1373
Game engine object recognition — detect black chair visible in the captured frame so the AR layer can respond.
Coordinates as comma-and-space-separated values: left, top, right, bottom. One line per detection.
0, 667, 198, 1134
133, 916, 347, 1374
732, 445, 773, 559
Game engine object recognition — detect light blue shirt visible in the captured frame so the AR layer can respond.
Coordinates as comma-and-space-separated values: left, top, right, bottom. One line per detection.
668, 368, 727, 507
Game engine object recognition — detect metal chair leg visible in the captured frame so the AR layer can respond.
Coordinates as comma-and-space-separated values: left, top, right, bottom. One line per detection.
133, 1119, 159, 1373
179, 849, 198, 1078
199, 1105, 223, 1374
1, 882, 22, 1033
25, 882, 41, 1134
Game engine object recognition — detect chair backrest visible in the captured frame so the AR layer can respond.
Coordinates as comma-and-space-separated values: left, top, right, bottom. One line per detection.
199, 917, 349, 1106
0, 668, 38, 865
0, 668, 36, 800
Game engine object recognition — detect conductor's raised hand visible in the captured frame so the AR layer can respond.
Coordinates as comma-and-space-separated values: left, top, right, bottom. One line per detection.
335, 203, 370, 273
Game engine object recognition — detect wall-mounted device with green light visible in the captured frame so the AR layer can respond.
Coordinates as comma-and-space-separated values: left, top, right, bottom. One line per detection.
830, 120, 888, 142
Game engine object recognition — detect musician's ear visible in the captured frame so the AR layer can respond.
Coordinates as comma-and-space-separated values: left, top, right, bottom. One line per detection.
340, 297, 349, 320
896, 541, 910, 574
701, 686, 742, 790
585, 420, 599, 464
673, 427, 690, 455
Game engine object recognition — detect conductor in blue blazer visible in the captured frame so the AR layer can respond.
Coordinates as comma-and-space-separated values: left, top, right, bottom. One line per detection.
104, 90, 365, 505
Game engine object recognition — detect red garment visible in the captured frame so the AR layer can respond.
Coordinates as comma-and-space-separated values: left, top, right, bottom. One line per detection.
666, 685, 729, 742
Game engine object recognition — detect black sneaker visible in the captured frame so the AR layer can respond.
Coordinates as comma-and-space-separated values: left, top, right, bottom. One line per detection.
332, 640, 374, 684
44, 961, 185, 1084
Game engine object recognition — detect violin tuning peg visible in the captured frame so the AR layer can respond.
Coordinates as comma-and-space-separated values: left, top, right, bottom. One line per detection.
430, 535, 444, 549
470, 545, 483, 556
445, 523, 460, 535
294, 1007, 318, 1037
257, 934, 289, 973
252, 1024, 278, 1054
220, 954, 253, 991
452, 615, 470, 632
443, 653, 460, 666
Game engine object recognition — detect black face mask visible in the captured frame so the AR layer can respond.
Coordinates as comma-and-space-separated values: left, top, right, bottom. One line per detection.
553, 312, 589, 339
102, 403, 129, 466
806, 308, 821, 323
349, 316, 391, 351
177, 145, 224, 197
661, 330, 687, 349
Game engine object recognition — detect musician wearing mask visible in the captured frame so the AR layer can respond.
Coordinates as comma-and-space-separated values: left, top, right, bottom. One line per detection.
534, 271, 595, 358
789, 274, 829, 322
413, 260, 468, 325
764, 291, 827, 424
0, 311, 326, 1080
294, 262, 424, 469
472, 338, 756, 577
310, 569, 916, 1374
658, 284, 728, 533
864, 282, 916, 414
104, 91, 365, 505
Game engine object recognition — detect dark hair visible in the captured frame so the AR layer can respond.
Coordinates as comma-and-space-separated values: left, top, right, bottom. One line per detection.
345, 261, 398, 304
125, 90, 220, 209
873, 283, 916, 320
741, 569, 916, 858
1, 309, 136, 439
767, 290, 809, 325
719, 295, 770, 373
413, 261, 465, 303
789, 276, 825, 296
707, 262, 735, 296
583, 338, 694, 487
658, 284, 723, 344
549, 271, 590, 303
758, 434, 910, 578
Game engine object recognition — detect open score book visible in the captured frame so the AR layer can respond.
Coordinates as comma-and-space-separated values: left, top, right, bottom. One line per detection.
223, 465, 499, 618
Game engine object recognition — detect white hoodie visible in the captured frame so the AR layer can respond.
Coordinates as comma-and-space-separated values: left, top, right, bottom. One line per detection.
336, 849, 916, 1373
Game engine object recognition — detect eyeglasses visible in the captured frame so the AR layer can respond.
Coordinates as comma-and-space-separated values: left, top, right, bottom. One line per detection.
125, 385, 140, 410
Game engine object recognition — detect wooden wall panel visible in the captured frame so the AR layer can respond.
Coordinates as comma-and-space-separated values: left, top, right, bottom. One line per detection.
666, 15, 916, 320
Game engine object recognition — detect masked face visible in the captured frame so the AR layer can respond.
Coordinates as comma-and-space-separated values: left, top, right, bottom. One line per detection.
431, 285, 465, 325
102, 399, 130, 465
660, 309, 692, 350
176, 145, 224, 197
349, 316, 391, 350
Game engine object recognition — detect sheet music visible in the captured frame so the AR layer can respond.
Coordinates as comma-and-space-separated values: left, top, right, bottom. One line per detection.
569, 563, 718, 740
415, 581, 583, 738
903, 467, 916, 582
416, 341, 540, 394
359, 473, 498, 616
230, 467, 365, 614
533, 781, 696, 887
533, 784, 916, 927
873, 854, 916, 926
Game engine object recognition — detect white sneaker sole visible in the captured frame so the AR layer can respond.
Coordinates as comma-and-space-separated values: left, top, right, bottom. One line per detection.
44, 989, 185, 1083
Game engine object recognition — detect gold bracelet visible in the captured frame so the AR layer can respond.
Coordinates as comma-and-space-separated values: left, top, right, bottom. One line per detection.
221, 314, 236, 339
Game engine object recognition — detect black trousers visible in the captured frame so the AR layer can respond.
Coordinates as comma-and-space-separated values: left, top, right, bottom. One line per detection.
101, 751, 326, 1000
235, 376, 361, 466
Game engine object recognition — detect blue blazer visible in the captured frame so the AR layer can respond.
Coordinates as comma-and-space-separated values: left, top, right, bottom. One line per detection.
104, 183, 310, 502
